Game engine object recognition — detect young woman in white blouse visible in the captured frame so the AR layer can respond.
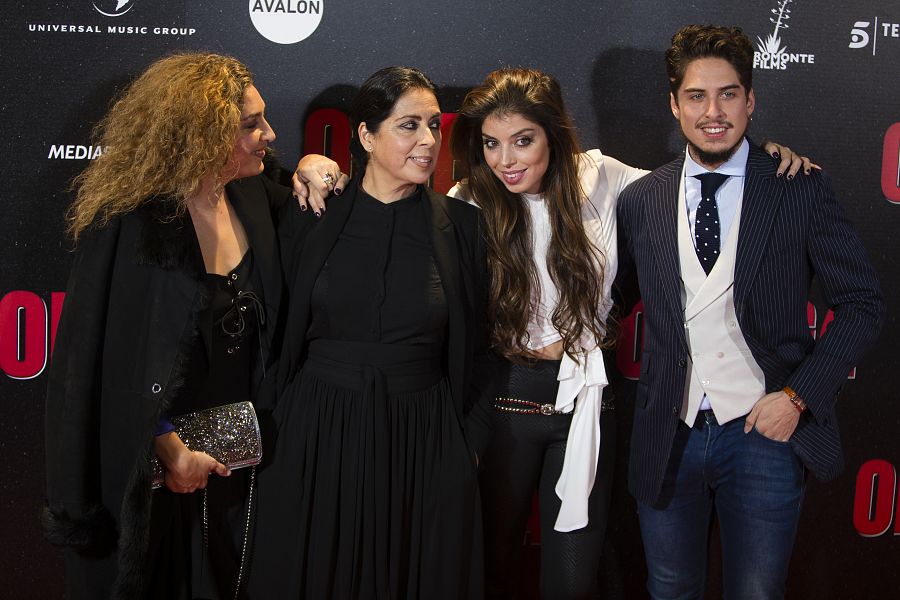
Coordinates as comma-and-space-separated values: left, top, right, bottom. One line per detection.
447, 68, 640, 598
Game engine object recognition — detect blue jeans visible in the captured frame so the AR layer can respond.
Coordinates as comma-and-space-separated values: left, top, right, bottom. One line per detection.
637, 411, 806, 600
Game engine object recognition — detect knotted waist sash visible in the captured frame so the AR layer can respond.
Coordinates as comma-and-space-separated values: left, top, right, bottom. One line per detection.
305, 339, 444, 395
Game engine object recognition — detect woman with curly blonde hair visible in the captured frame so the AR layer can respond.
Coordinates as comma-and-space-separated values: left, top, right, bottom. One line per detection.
68, 53, 254, 237
45, 52, 300, 599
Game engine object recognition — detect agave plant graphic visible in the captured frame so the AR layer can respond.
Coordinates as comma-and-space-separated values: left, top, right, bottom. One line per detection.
756, 0, 792, 54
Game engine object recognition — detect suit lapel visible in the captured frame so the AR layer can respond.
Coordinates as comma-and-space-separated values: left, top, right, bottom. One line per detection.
423, 188, 462, 309
422, 188, 466, 417
291, 181, 356, 307
734, 144, 783, 305
647, 159, 689, 342
277, 182, 355, 378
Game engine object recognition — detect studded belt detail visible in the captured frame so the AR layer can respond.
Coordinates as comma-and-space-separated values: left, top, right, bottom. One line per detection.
494, 396, 564, 415
493, 395, 615, 415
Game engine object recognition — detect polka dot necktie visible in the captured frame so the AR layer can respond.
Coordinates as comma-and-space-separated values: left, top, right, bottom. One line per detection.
692, 172, 728, 275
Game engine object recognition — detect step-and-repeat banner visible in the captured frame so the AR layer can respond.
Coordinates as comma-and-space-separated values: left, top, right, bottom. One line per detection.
1, 1, 897, 597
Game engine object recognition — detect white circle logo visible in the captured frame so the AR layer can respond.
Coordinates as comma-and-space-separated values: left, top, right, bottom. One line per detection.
248, 0, 323, 45
93, 0, 136, 17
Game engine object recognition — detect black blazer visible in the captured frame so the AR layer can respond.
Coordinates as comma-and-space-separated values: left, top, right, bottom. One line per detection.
273, 180, 495, 456
617, 141, 884, 504
44, 175, 292, 596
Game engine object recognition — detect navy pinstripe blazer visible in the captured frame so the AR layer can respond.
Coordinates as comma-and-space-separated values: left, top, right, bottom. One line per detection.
617, 141, 884, 504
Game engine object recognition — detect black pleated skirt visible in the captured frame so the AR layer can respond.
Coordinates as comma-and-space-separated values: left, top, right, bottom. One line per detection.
249, 340, 483, 599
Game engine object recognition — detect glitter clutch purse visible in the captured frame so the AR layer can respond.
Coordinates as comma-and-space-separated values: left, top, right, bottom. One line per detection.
151, 401, 262, 489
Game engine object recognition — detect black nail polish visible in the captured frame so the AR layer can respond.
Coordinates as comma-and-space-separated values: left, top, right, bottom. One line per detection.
315, 211, 321, 217
787, 174, 794, 180
777, 172, 783, 178
335, 188, 343, 195
300, 204, 307, 211
773, 152, 780, 159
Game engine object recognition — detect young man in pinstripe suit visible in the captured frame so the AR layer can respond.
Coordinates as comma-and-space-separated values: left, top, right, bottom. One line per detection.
616, 24, 884, 599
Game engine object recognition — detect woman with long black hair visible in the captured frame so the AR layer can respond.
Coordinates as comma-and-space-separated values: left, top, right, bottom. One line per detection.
250, 66, 493, 599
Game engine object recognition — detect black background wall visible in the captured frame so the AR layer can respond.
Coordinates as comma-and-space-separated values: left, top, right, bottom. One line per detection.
1, 1, 897, 597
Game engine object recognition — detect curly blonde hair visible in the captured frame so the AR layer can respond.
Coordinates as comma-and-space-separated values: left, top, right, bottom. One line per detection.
68, 52, 254, 240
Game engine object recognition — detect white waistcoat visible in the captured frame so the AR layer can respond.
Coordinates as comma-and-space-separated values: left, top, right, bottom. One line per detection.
677, 175, 766, 427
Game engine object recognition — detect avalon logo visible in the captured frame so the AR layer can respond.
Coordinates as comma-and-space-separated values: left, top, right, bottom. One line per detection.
249, 0, 323, 45
753, 0, 815, 70
92, 0, 136, 18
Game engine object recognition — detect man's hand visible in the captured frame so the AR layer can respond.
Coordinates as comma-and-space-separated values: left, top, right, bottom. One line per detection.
743, 390, 801, 442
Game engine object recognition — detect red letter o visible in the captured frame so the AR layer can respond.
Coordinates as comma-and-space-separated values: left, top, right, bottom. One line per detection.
0, 291, 48, 379
882, 123, 900, 203
615, 300, 644, 381
852, 459, 897, 537
303, 108, 352, 176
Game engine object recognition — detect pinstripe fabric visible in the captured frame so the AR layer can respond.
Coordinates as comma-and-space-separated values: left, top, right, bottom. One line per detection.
617, 141, 884, 504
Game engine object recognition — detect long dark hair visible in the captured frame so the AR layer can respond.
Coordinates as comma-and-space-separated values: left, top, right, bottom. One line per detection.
349, 66, 437, 176
451, 68, 610, 361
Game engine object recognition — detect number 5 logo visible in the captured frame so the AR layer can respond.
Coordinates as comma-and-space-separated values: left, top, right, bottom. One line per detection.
849, 21, 871, 49
883, 123, 900, 203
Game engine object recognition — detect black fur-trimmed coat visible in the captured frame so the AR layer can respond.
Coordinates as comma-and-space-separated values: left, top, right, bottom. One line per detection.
43, 174, 292, 598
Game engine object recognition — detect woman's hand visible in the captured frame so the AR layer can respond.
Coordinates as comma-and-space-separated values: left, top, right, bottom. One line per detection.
762, 141, 821, 179
154, 431, 230, 494
292, 154, 349, 216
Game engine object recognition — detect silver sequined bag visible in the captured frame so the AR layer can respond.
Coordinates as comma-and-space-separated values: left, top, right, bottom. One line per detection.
151, 401, 262, 489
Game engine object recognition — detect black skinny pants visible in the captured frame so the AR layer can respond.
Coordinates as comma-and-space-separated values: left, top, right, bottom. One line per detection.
481, 359, 616, 600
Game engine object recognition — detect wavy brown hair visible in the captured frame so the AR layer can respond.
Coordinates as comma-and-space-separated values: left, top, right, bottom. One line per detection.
666, 25, 754, 97
68, 52, 253, 240
451, 68, 610, 361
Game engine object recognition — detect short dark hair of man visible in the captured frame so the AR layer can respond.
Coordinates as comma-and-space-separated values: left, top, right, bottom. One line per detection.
665, 25, 754, 98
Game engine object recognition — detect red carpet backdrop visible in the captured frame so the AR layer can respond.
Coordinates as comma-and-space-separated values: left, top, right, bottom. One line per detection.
1, 1, 897, 597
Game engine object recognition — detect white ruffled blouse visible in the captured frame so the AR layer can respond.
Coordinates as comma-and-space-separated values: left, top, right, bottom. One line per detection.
450, 149, 647, 531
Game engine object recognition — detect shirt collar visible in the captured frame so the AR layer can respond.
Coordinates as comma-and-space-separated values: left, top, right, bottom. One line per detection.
684, 137, 749, 178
